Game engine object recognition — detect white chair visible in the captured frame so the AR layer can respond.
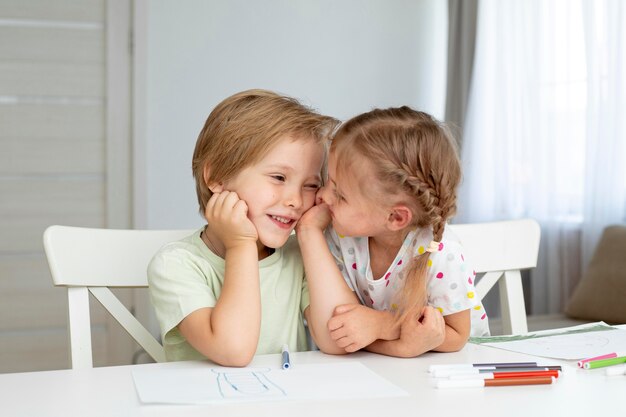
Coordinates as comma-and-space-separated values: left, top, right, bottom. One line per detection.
448, 219, 541, 335
43, 225, 193, 369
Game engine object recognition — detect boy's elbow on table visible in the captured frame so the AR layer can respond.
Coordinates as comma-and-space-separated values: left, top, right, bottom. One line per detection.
317, 344, 349, 356
209, 342, 257, 367
217, 351, 255, 367
191, 329, 257, 367
306, 324, 349, 355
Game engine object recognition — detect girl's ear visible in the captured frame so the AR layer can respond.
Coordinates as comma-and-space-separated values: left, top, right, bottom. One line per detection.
203, 166, 223, 193
387, 205, 412, 231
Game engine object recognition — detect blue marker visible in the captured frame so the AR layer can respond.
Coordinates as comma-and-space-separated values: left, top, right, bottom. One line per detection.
281, 344, 291, 370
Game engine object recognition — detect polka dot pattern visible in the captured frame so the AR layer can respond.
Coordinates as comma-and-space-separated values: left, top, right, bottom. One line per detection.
324, 226, 491, 337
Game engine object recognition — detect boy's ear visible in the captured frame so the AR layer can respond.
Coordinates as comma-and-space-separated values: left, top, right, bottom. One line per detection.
208, 182, 223, 193
203, 166, 223, 193
387, 205, 412, 231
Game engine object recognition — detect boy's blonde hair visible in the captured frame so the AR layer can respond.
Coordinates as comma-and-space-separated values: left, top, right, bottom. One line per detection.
192, 89, 339, 214
332, 106, 462, 321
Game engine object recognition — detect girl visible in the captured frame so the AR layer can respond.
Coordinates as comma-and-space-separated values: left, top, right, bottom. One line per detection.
299, 106, 490, 358
148, 89, 338, 366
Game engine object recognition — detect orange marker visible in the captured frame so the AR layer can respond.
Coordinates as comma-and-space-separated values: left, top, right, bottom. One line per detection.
436, 376, 556, 388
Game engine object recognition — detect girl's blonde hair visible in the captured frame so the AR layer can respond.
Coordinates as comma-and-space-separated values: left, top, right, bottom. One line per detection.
332, 106, 461, 321
192, 89, 339, 215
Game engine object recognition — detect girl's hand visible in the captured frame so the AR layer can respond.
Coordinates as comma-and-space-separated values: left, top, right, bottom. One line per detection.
327, 304, 383, 352
295, 202, 331, 234
204, 191, 258, 250
398, 306, 446, 355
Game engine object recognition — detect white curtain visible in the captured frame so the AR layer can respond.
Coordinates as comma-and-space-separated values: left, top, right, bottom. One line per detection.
457, 0, 626, 314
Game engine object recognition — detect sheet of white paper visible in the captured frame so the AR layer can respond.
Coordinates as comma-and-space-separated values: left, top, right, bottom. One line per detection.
132, 361, 408, 405
478, 323, 626, 360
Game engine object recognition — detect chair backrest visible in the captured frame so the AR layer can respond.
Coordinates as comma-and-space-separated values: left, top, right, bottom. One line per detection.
43, 225, 193, 369
448, 219, 541, 335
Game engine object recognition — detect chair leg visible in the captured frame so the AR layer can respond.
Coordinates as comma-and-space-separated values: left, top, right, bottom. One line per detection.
498, 270, 529, 335
67, 287, 94, 369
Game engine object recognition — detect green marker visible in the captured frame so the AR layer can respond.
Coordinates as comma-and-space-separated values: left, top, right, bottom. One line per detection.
583, 356, 626, 369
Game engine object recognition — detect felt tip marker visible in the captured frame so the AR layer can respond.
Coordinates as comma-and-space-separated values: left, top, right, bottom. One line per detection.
583, 356, 626, 370
281, 344, 291, 370
482, 366, 563, 373
428, 362, 537, 373
578, 352, 626, 368
448, 370, 560, 380
432, 366, 561, 378
435, 376, 556, 389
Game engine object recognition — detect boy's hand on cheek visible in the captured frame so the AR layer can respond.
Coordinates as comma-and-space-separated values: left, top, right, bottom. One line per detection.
296, 202, 331, 234
205, 191, 258, 249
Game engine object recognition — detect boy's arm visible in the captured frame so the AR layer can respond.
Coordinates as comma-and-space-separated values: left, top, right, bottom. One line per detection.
296, 204, 359, 354
178, 243, 260, 366
179, 191, 261, 366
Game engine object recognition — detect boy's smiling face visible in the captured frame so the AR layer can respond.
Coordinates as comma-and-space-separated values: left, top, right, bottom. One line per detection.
222, 136, 325, 252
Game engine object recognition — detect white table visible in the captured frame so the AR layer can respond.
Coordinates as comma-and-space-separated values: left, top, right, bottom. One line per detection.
1, 341, 624, 417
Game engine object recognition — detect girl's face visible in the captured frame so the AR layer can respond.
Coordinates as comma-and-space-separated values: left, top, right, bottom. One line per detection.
317, 152, 391, 238
223, 136, 325, 251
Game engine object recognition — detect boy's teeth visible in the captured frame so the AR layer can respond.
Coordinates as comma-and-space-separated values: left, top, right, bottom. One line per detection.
271, 215, 290, 224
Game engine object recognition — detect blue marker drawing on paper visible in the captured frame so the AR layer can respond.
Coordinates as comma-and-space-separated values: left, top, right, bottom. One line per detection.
211, 368, 286, 399
132, 362, 408, 405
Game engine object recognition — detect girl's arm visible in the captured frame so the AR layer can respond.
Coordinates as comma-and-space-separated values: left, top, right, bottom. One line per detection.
178, 191, 261, 366
326, 304, 400, 352
432, 309, 471, 352
364, 307, 470, 357
363, 240, 473, 357
296, 203, 359, 354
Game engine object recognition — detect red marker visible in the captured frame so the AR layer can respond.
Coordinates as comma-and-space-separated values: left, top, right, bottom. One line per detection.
449, 369, 560, 380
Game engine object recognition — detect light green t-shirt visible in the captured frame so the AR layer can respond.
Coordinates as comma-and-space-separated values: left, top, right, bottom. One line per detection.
147, 229, 310, 361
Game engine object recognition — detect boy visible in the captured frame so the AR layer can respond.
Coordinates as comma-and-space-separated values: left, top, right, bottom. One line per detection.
148, 89, 338, 366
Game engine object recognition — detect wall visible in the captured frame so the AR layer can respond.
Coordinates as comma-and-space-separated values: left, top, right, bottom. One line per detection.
133, 0, 447, 229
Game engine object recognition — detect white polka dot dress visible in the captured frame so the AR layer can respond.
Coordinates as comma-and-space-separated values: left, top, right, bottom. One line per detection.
325, 226, 490, 337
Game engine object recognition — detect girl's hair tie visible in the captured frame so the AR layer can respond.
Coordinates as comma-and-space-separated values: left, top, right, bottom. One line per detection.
425, 240, 440, 253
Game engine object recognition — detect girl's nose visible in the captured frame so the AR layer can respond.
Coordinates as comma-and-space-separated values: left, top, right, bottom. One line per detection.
317, 185, 334, 205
